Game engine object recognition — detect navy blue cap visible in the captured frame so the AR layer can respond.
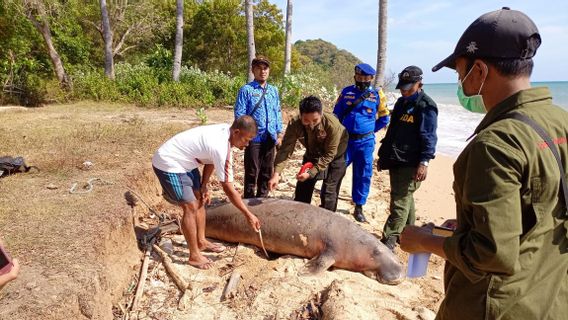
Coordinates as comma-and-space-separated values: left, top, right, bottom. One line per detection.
395, 66, 423, 90
355, 63, 376, 76
433, 7, 541, 72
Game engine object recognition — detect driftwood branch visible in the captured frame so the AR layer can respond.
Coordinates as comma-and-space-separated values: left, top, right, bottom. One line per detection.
220, 271, 242, 302
131, 246, 152, 311
152, 244, 194, 310
153, 244, 188, 290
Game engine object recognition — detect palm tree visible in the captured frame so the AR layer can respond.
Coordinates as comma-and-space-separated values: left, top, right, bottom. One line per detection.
245, 0, 256, 82
100, 0, 114, 80
283, 0, 293, 76
375, 0, 388, 88
172, 0, 184, 81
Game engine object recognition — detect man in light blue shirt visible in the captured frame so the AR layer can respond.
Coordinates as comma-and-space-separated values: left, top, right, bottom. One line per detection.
234, 56, 283, 198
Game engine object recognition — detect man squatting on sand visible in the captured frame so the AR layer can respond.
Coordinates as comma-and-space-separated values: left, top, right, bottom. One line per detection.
152, 115, 261, 269
401, 7, 568, 319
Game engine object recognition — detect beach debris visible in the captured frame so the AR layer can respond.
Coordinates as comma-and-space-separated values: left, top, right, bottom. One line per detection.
159, 238, 174, 256
81, 161, 94, 170
152, 244, 194, 311
415, 306, 437, 320
221, 271, 242, 302
131, 245, 152, 311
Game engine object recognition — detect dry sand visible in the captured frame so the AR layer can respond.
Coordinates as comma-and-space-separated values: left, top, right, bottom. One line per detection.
414, 154, 457, 225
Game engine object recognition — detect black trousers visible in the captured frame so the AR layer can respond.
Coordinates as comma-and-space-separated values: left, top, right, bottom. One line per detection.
294, 154, 346, 212
243, 139, 276, 198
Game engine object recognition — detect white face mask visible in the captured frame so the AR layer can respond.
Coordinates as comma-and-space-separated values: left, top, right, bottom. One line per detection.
457, 64, 488, 114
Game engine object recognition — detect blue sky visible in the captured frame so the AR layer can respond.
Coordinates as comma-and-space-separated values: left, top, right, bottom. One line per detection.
271, 0, 568, 84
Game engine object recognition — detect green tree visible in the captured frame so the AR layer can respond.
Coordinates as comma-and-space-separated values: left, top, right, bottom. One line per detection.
184, 0, 283, 77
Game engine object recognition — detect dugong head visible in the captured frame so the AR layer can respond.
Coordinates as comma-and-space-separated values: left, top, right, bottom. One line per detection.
364, 244, 405, 285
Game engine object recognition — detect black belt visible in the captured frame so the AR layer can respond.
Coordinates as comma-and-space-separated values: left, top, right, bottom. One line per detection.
349, 131, 374, 141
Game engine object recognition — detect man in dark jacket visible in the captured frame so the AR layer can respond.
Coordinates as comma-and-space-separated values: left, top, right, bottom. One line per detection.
377, 66, 438, 250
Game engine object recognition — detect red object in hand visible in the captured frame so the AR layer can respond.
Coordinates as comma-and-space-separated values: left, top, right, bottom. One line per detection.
298, 162, 314, 175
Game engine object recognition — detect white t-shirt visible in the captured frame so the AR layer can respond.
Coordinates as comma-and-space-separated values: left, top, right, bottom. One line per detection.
152, 123, 234, 182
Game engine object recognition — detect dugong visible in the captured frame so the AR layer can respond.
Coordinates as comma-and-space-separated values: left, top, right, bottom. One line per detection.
206, 198, 404, 285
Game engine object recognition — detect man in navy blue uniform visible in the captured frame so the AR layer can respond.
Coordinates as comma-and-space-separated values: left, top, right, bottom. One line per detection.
377, 65, 438, 250
235, 56, 283, 198
334, 63, 390, 222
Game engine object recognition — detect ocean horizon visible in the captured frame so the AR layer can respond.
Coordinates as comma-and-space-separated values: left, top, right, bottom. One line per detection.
384, 81, 568, 158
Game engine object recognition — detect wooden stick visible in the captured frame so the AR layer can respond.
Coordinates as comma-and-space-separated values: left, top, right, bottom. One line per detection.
152, 244, 190, 291
178, 290, 193, 311
231, 243, 241, 262
220, 271, 242, 301
152, 244, 195, 311
131, 246, 152, 311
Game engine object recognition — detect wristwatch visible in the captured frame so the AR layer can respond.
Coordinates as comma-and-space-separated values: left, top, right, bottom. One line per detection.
420, 161, 429, 167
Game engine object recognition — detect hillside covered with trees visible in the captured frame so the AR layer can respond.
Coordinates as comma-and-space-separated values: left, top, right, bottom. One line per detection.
0, 0, 364, 108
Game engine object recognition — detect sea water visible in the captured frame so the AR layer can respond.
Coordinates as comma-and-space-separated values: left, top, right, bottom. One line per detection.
386, 81, 568, 157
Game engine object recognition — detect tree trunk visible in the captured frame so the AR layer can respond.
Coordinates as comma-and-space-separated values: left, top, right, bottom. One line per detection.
25, 8, 70, 89
283, 0, 293, 76
100, 0, 115, 80
375, 0, 388, 88
172, 0, 184, 81
245, 0, 256, 82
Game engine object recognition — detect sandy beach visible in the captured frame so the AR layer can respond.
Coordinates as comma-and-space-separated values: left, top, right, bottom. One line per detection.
414, 154, 457, 226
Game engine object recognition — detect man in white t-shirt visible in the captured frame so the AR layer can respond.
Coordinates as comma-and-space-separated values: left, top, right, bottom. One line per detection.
152, 115, 261, 269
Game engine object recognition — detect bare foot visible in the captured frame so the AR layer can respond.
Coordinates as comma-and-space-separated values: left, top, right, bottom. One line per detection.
188, 256, 213, 270
199, 240, 226, 253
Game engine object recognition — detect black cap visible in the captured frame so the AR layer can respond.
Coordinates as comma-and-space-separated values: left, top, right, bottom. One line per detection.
395, 66, 423, 90
432, 7, 541, 72
252, 56, 270, 68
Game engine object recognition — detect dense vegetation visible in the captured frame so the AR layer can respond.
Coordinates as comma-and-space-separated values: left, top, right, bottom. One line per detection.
0, 0, 362, 109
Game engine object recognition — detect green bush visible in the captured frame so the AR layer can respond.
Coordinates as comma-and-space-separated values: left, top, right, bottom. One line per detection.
20, 73, 48, 107
276, 73, 338, 110
67, 61, 336, 110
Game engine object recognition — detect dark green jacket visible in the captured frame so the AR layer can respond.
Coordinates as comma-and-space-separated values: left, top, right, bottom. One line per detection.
274, 112, 348, 178
438, 87, 568, 320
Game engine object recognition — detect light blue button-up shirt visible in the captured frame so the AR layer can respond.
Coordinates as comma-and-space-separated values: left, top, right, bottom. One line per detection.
234, 81, 283, 143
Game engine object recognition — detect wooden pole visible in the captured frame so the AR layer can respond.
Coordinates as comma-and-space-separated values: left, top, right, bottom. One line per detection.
131, 246, 152, 311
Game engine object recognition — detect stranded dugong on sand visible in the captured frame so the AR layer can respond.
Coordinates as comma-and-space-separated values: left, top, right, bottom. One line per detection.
205, 198, 404, 285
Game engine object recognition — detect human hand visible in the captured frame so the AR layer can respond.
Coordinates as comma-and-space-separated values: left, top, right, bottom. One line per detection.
296, 172, 310, 182
414, 164, 428, 181
400, 224, 434, 253
247, 214, 261, 232
0, 258, 20, 287
268, 173, 279, 191
8, 258, 20, 280
441, 219, 457, 230
200, 185, 211, 206
276, 136, 283, 147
